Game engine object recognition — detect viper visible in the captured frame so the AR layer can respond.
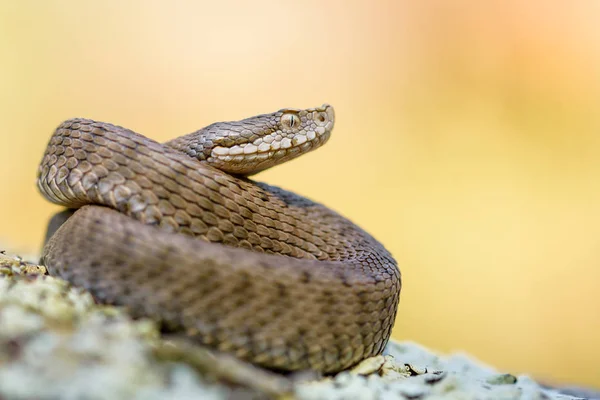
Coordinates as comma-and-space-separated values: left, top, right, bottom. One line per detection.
38, 104, 401, 373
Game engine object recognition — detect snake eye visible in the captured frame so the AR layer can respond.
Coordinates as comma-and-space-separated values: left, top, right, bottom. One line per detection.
281, 113, 300, 130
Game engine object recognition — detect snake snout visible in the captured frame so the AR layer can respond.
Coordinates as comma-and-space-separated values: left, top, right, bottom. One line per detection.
321, 103, 335, 122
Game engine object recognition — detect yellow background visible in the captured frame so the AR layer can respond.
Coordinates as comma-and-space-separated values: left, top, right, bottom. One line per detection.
1, 1, 598, 388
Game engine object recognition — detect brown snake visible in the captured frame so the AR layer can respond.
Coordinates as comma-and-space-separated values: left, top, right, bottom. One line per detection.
37, 104, 401, 373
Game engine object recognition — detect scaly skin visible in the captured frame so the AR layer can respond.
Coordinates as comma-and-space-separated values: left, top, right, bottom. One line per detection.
37, 104, 401, 373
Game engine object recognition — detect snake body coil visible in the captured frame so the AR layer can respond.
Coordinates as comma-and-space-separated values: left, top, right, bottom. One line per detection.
38, 104, 401, 373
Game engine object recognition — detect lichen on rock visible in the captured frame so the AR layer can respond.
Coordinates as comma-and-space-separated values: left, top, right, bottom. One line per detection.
295, 342, 584, 400
0, 252, 588, 400
0, 253, 228, 400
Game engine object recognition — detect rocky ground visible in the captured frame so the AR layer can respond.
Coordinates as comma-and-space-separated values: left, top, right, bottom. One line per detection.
0, 252, 595, 400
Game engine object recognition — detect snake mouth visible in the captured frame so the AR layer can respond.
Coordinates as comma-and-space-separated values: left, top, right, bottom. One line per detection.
211, 130, 330, 158
209, 131, 331, 172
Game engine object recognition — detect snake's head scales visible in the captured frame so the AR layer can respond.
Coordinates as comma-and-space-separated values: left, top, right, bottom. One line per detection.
166, 104, 335, 176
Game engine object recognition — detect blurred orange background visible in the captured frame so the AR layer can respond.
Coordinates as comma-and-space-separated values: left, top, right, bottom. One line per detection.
1, 1, 598, 388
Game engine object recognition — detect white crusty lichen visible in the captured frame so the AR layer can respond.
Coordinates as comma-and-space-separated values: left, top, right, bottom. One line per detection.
0, 253, 227, 400
0, 252, 586, 400
294, 342, 581, 400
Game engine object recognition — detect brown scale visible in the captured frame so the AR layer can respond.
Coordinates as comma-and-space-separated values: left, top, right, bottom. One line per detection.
38, 104, 401, 373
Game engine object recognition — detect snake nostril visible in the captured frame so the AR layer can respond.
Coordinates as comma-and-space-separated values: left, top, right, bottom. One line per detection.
314, 111, 328, 126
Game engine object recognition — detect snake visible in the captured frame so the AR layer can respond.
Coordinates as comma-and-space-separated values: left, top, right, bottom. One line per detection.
37, 104, 401, 374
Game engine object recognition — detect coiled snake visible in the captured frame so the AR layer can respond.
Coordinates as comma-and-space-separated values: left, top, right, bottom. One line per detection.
37, 104, 401, 373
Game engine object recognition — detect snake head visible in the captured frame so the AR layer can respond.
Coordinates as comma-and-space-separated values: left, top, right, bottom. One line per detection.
204, 104, 335, 175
